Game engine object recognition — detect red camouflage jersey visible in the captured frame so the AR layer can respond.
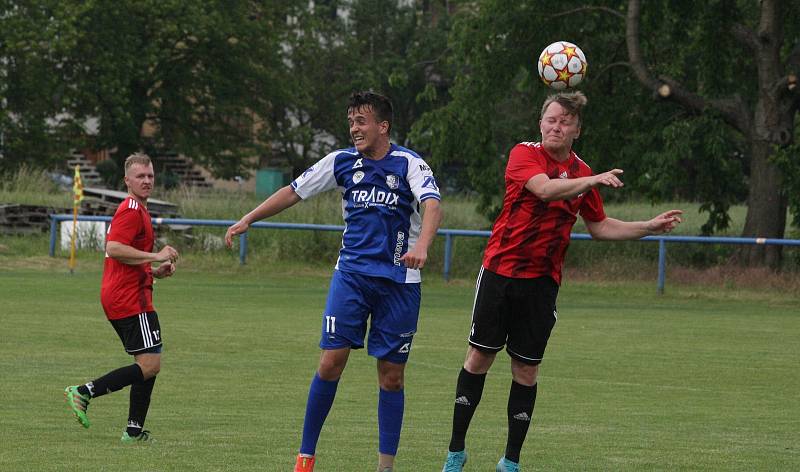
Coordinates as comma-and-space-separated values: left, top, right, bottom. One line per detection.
100, 197, 155, 320
482, 142, 606, 284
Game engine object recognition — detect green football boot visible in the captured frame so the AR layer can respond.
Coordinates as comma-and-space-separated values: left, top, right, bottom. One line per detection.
64, 386, 91, 428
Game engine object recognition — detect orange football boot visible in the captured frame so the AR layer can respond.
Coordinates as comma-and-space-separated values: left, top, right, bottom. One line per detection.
294, 454, 315, 472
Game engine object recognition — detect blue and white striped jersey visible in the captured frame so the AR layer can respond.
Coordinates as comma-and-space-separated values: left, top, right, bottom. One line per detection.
291, 144, 441, 283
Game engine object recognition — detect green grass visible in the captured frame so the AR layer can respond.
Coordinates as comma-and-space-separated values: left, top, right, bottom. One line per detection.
1, 263, 798, 471
0, 166, 72, 208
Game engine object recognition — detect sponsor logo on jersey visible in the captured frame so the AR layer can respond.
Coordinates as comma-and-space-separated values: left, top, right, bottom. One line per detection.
393, 231, 405, 266
352, 187, 399, 207
419, 164, 430, 171
301, 166, 316, 178
353, 170, 365, 184
559, 171, 568, 179
352, 158, 363, 169
422, 176, 439, 191
386, 174, 399, 189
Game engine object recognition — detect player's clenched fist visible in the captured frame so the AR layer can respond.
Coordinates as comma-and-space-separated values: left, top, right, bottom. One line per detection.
153, 262, 176, 279
156, 245, 178, 263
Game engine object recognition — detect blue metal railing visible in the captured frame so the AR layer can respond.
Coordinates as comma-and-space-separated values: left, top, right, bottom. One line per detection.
49, 215, 800, 294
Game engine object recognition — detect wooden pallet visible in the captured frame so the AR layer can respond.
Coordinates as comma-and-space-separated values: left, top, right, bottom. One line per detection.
81, 187, 179, 218
0, 204, 70, 234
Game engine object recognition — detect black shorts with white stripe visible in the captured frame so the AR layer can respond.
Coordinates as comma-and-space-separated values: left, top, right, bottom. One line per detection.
110, 311, 163, 354
468, 267, 559, 365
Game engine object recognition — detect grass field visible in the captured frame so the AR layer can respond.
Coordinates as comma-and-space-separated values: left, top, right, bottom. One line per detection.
1, 261, 798, 471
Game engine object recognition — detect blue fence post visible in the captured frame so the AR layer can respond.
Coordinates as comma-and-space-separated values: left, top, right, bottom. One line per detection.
49, 217, 58, 257
239, 233, 248, 265
443, 233, 453, 281
657, 239, 667, 295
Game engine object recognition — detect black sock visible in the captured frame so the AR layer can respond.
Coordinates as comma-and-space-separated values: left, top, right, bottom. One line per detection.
81, 364, 144, 399
505, 381, 537, 463
448, 368, 487, 452
127, 376, 156, 436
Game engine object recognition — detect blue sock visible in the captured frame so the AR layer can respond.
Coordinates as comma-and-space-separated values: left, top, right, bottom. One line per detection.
299, 373, 339, 455
378, 388, 405, 456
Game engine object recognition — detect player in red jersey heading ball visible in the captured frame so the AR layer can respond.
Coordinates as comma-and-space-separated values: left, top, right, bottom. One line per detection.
442, 91, 682, 472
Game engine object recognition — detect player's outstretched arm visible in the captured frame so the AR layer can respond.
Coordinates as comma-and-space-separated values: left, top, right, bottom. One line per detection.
644, 209, 683, 234
585, 209, 683, 241
399, 199, 443, 270
225, 186, 302, 248
525, 169, 624, 202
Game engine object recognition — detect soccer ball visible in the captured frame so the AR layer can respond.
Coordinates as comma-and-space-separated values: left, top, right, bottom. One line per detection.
537, 41, 587, 90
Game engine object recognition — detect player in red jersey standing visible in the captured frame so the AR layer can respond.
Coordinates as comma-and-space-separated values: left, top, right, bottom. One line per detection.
64, 153, 178, 443
441, 92, 683, 472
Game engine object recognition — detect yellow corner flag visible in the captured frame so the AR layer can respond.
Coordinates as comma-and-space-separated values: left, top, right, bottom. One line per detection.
69, 165, 84, 273
73, 165, 84, 205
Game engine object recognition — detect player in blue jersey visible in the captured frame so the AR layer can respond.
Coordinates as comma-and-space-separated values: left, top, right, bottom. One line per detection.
225, 91, 443, 472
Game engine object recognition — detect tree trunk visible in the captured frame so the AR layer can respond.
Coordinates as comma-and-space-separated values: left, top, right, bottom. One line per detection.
625, 0, 797, 269
739, 140, 788, 267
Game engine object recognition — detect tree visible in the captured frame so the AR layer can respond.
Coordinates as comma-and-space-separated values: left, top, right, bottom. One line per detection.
412, 0, 800, 268
0, 1, 82, 173
263, 0, 454, 178
0, 0, 290, 179
70, 0, 295, 178
411, 0, 657, 219
624, 0, 799, 267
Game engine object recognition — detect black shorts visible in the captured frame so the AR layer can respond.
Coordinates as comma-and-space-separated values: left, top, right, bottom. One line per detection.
468, 267, 559, 365
110, 311, 163, 354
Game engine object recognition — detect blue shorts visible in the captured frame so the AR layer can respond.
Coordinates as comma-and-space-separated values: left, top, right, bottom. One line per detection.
320, 270, 421, 363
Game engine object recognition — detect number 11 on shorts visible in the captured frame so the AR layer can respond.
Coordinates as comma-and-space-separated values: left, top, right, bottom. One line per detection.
325, 315, 336, 333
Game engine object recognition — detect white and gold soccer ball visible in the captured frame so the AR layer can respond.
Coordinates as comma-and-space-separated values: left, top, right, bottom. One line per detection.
537, 41, 587, 90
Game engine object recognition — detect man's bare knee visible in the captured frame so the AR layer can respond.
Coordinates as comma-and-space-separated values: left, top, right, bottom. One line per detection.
318, 348, 349, 381
464, 346, 496, 374
135, 354, 161, 379
378, 360, 405, 391
510, 360, 539, 386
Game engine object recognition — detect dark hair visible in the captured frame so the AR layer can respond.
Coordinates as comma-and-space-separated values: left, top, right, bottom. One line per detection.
540, 91, 587, 126
347, 91, 393, 133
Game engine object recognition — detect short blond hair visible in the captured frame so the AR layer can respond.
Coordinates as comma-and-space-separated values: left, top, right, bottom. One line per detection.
540, 91, 588, 125
124, 153, 152, 174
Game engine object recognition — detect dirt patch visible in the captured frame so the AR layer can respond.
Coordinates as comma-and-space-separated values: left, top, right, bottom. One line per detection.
667, 265, 800, 292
